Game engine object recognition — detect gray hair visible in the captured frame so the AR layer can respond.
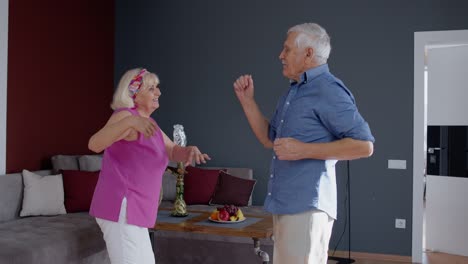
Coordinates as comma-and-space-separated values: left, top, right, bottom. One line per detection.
288, 23, 331, 64
110, 68, 159, 110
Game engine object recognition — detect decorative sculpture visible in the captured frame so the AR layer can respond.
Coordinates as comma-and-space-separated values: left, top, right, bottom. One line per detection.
169, 124, 188, 217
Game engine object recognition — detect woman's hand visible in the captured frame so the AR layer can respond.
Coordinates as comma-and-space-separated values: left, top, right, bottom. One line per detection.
89, 110, 153, 153
129, 116, 157, 138
160, 130, 211, 165
182, 146, 211, 166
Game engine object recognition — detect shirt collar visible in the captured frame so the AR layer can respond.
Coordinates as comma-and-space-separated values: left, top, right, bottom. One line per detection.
291, 63, 329, 85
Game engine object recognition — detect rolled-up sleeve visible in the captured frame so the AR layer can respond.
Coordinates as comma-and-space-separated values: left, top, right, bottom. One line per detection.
317, 82, 375, 142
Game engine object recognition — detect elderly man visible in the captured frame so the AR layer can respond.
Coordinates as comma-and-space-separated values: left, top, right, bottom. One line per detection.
233, 23, 375, 264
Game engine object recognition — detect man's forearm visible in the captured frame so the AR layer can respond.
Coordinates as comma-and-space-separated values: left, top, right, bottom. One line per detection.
302, 138, 373, 160
240, 99, 273, 149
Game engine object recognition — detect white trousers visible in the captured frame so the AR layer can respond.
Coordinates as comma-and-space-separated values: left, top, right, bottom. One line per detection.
273, 209, 334, 264
96, 198, 155, 264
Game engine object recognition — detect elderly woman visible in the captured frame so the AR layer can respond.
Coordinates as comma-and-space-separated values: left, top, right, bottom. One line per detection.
89, 68, 210, 264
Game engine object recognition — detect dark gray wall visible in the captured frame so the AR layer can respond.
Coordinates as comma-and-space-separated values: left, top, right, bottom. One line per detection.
115, 0, 468, 256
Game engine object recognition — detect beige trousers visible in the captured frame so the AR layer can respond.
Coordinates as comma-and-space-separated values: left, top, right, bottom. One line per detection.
273, 209, 334, 264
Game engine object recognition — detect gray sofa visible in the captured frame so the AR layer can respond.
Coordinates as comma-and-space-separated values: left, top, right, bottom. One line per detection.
0, 170, 109, 264
0, 155, 273, 264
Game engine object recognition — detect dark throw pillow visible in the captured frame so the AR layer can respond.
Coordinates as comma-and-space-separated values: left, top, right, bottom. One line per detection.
61, 170, 99, 213
210, 171, 256, 207
183, 166, 224, 205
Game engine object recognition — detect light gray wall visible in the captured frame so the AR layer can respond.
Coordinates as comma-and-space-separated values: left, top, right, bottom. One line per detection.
0, 0, 8, 175
115, 0, 468, 256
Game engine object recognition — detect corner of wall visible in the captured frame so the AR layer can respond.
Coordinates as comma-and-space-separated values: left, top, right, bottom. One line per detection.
0, 0, 9, 175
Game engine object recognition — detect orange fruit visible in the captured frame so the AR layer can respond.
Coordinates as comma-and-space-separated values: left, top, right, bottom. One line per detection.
210, 211, 219, 220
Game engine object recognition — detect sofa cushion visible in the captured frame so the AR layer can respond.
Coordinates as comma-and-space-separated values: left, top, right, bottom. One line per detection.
51, 155, 80, 171
0, 170, 53, 223
0, 212, 108, 264
210, 171, 256, 207
161, 161, 178, 201
20, 170, 67, 217
78, 155, 103, 172
224, 168, 253, 181
162, 170, 177, 201
204, 167, 254, 205
62, 170, 100, 213
184, 166, 224, 205
0, 173, 23, 223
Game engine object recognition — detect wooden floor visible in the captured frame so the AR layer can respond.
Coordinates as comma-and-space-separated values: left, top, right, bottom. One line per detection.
327, 252, 468, 264
423, 252, 468, 264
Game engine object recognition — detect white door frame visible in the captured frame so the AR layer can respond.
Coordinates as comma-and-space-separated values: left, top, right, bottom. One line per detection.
413, 30, 468, 263
0, 0, 9, 175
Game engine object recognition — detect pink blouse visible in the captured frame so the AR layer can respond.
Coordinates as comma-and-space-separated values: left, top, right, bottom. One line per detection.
90, 107, 168, 227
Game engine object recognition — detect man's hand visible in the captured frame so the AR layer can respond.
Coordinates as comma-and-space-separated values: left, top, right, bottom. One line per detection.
273, 138, 305, 160
233, 75, 254, 103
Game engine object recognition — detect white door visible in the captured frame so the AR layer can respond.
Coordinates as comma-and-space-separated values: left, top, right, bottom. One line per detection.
413, 30, 468, 263
425, 44, 468, 257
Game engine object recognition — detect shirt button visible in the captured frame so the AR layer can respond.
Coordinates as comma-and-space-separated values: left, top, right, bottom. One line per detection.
280, 119, 284, 123
286, 101, 290, 105
270, 174, 273, 178
273, 156, 276, 159
268, 192, 272, 196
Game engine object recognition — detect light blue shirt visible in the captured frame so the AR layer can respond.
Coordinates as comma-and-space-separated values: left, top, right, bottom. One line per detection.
265, 64, 375, 219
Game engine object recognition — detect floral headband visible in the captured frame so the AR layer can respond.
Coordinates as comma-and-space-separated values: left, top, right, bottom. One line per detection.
128, 68, 147, 98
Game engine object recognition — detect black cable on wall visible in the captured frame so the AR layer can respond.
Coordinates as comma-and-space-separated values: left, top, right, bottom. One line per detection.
329, 160, 355, 264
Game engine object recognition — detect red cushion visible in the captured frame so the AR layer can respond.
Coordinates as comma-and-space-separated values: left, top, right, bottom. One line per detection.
183, 166, 224, 205
210, 171, 256, 207
61, 170, 99, 213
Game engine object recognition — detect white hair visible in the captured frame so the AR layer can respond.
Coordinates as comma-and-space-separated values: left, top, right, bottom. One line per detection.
288, 23, 331, 65
110, 68, 160, 110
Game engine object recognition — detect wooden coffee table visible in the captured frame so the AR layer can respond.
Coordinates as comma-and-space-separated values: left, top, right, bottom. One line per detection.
150, 209, 273, 263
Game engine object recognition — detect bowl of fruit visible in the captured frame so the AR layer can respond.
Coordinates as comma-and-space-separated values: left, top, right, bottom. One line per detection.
209, 205, 246, 223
